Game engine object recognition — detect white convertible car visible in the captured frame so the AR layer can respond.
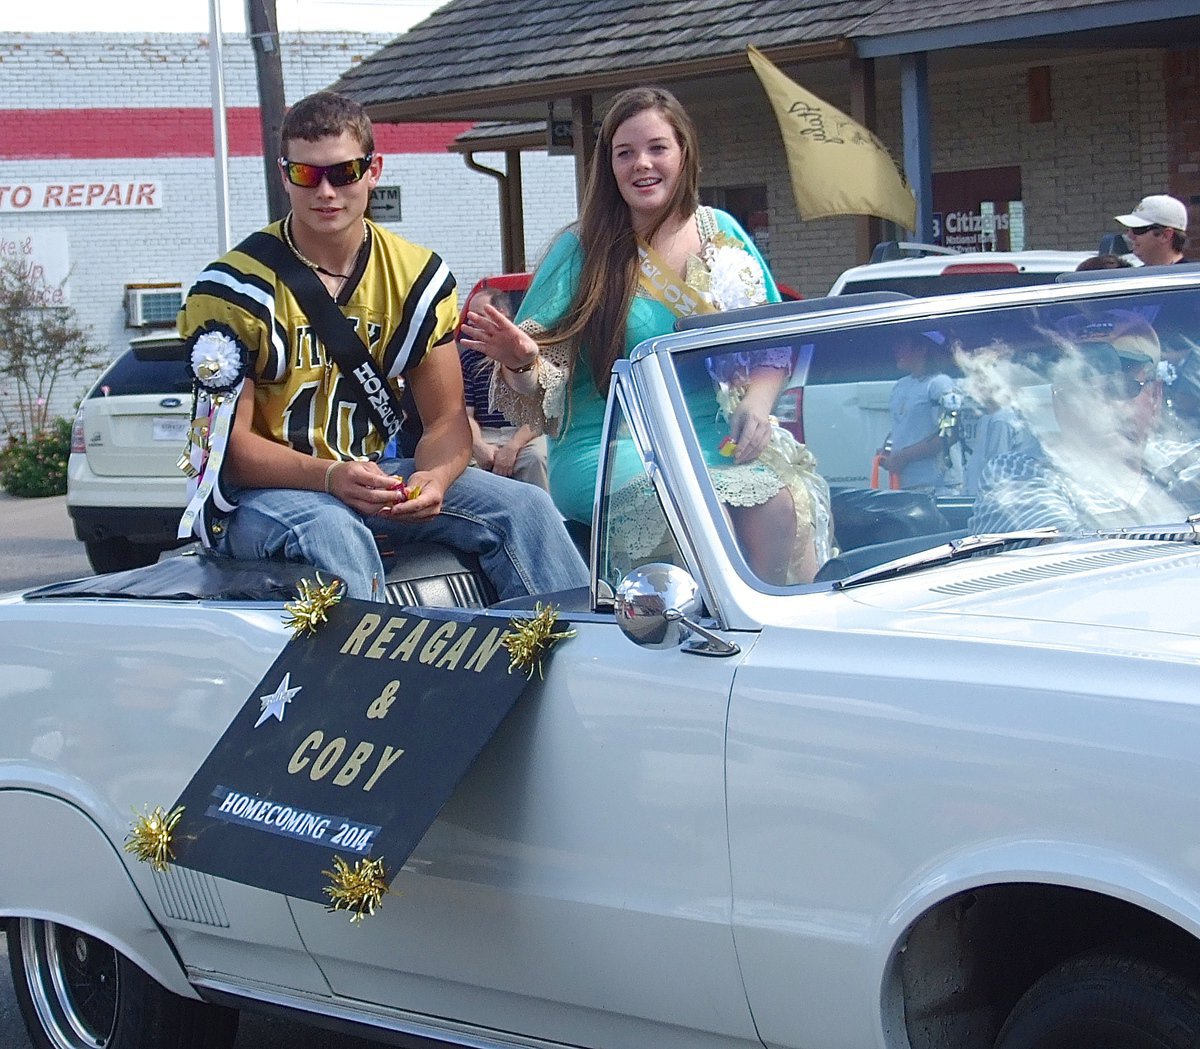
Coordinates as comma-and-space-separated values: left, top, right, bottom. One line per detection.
6, 267, 1200, 1049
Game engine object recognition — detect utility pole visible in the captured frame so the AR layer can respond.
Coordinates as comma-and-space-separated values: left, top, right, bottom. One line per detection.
247, 0, 289, 222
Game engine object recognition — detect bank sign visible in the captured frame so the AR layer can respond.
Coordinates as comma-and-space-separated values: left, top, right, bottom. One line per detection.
0, 180, 163, 212
931, 166, 1023, 252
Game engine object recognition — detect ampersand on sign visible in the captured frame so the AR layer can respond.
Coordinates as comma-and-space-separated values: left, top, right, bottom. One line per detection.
366, 680, 399, 719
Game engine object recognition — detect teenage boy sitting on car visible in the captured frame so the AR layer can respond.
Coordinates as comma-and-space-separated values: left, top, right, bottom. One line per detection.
177, 90, 586, 602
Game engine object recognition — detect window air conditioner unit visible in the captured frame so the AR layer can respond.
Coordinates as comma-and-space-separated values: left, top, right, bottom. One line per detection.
126, 283, 183, 328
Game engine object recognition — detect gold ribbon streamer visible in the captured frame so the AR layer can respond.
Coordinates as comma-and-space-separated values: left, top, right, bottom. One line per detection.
503, 602, 577, 679
322, 855, 390, 923
124, 805, 185, 873
283, 575, 345, 637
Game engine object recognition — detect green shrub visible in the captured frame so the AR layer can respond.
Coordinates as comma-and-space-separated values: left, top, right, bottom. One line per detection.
0, 417, 72, 497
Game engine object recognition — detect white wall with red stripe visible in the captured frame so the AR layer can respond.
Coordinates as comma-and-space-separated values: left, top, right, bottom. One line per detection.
0, 32, 576, 431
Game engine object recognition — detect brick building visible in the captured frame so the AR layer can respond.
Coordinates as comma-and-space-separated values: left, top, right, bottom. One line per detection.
0, 31, 577, 432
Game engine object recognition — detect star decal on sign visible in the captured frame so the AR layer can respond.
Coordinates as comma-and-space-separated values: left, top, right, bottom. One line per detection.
254, 672, 302, 728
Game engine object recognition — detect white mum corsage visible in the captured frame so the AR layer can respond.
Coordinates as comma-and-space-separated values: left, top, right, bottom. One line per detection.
188, 326, 249, 393
701, 232, 767, 312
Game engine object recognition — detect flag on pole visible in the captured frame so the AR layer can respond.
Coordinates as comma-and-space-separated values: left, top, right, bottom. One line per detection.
747, 45, 917, 231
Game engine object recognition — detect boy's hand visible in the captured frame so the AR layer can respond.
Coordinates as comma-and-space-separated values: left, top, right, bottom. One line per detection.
378, 472, 443, 520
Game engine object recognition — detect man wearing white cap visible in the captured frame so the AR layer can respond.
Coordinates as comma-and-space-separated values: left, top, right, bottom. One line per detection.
1115, 194, 1190, 266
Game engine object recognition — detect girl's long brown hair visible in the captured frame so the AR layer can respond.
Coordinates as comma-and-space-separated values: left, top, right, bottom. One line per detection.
537, 87, 700, 395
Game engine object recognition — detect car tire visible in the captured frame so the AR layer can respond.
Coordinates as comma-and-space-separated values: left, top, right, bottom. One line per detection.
84, 538, 162, 575
994, 949, 1200, 1049
7, 917, 238, 1049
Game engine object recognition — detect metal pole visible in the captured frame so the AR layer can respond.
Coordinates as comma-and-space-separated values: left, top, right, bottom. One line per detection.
209, 0, 232, 254
246, 0, 289, 222
900, 52, 933, 242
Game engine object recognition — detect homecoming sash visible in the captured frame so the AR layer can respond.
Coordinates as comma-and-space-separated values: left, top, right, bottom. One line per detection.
636, 240, 717, 322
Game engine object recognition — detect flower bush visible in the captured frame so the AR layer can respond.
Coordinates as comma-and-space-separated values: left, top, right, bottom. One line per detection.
0, 417, 72, 497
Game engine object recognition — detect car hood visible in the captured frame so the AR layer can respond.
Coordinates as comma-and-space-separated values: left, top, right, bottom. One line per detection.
833, 538, 1200, 658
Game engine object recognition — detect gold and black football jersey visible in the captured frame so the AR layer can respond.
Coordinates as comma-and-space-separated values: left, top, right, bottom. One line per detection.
178, 219, 457, 460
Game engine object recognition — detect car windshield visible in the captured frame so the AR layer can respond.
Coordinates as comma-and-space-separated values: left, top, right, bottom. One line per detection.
666, 281, 1200, 586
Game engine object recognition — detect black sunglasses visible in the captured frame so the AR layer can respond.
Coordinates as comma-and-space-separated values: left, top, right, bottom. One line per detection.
1056, 342, 1157, 401
1126, 224, 1164, 237
1117, 357, 1157, 399
1119, 374, 1153, 399
279, 154, 374, 188
1055, 374, 1152, 403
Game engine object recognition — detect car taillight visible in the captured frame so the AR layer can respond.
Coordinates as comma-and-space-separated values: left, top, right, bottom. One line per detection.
70, 409, 86, 453
940, 262, 1021, 275
776, 387, 804, 442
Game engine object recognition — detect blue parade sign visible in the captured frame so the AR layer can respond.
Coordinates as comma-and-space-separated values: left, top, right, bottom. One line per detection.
169, 601, 541, 904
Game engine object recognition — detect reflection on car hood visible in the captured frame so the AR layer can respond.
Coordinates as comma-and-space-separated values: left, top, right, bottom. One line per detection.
836, 538, 1200, 655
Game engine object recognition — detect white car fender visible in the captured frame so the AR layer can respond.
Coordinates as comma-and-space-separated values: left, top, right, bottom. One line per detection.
0, 789, 197, 999
883, 836, 1200, 957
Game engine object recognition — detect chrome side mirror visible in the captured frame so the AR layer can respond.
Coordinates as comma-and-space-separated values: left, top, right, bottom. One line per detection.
614, 563, 739, 656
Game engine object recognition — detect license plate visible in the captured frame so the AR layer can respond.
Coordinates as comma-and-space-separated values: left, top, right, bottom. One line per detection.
153, 417, 189, 442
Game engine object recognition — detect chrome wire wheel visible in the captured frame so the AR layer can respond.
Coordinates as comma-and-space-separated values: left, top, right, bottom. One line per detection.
18, 918, 118, 1049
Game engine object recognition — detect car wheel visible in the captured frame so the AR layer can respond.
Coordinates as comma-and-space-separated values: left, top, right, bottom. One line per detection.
84, 538, 161, 575
994, 949, 1200, 1049
7, 918, 238, 1049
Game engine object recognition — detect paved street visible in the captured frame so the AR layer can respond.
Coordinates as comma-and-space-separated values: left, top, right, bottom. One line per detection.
0, 491, 91, 594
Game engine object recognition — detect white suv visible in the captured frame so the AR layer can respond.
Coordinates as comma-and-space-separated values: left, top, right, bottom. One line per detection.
828, 241, 1124, 297
66, 333, 192, 573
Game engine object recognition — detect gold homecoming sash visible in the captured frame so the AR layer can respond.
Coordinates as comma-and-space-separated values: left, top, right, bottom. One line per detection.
636, 240, 716, 322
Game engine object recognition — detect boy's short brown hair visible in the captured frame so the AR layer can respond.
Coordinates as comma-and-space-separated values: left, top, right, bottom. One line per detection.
280, 91, 374, 156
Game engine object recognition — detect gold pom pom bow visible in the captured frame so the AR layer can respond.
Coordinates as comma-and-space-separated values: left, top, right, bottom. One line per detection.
124, 805, 185, 874
503, 602, 576, 680
322, 855, 391, 924
283, 574, 345, 637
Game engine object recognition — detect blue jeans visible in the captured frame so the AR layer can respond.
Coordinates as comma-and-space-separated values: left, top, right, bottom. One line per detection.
214, 458, 588, 602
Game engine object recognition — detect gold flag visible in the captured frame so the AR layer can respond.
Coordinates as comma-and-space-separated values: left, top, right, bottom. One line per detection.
747, 45, 917, 230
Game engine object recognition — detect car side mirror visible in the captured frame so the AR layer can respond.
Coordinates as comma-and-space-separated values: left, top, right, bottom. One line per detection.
614, 563, 739, 656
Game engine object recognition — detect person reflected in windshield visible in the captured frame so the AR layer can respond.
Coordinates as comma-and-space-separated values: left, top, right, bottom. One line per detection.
878, 331, 962, 494
960, 346, 1040, 497
967, 311, 1200, 534
1160, 325, 1200, 436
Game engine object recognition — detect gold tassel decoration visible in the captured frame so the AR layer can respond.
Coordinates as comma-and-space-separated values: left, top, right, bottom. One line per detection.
503, 602, 576, 679
124, 805, 184, 873
283, 574, 344, 637
322, 855, 390, 924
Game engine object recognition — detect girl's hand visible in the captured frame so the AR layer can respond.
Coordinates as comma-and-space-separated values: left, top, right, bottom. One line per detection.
727, 401, 772, 463
459, 304, 538, 371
